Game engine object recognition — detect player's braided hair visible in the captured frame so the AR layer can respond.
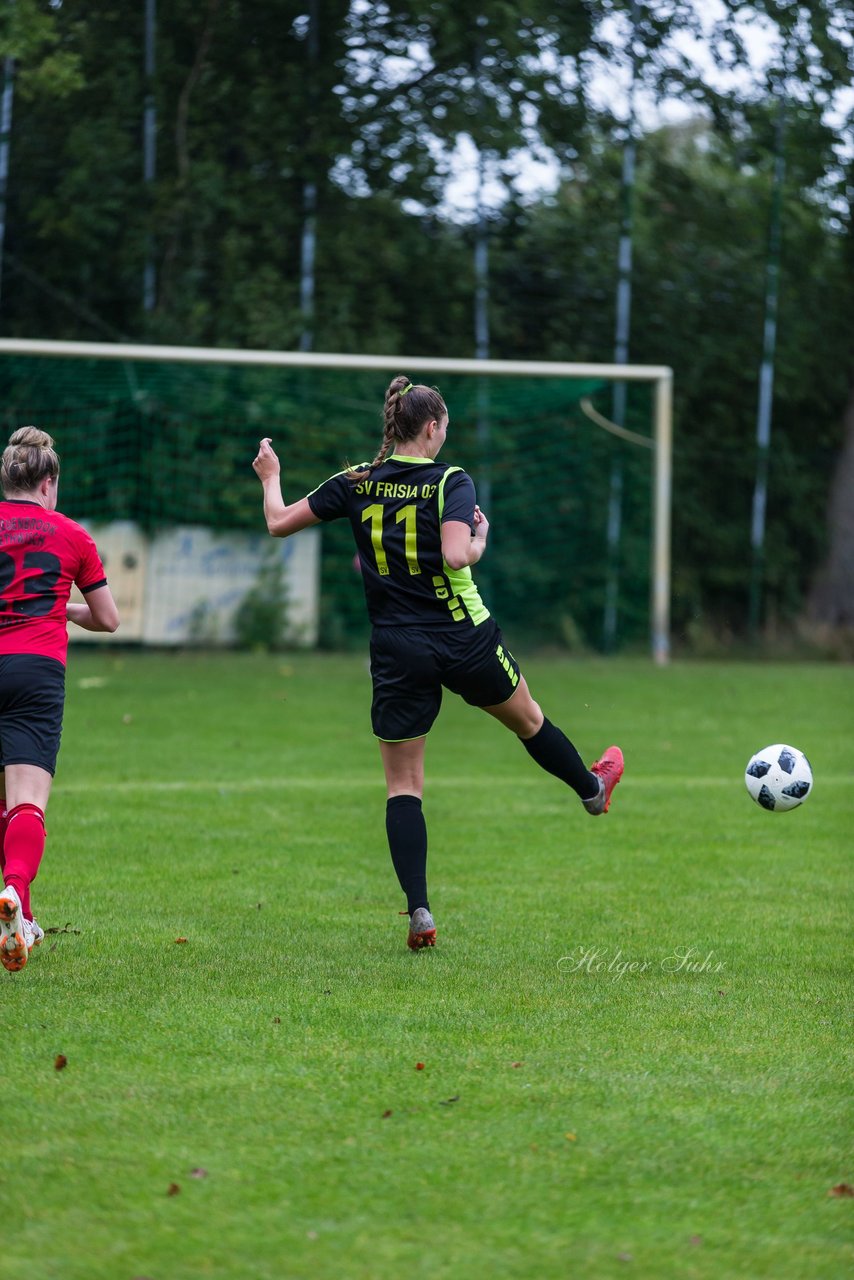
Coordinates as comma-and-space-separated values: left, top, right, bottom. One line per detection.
1, 426, 60, 495
347, 375, 447, 483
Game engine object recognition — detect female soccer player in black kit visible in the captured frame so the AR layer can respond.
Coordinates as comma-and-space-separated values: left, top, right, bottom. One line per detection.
253, 376, 623, 950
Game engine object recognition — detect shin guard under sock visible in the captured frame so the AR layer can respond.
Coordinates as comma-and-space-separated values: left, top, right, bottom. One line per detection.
521, 718, 599, 800
385, 794, 429, 916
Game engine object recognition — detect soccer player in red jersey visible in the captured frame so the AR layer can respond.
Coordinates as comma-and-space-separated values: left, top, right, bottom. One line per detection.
0, 427, 119, 972
253, 377, 623, 951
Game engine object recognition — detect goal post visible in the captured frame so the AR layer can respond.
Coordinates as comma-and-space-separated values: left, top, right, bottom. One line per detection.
0, 338, 673, 662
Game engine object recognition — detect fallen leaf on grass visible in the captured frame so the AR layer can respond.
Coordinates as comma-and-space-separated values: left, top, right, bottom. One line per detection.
617, 1252, 633, 1263
439, 1096, 460, 1106
510, 1061, 523, 1068
54, 1054, 67, 1071
828, 1183, 854, 1197
174, 937, 189, 944
167, 1183, 181, 1197
272, 1016, 281, 1024
382, 1109, 393, 1118
415, 1062, 425, 1071
689, 1235, 703, 1246
44, 924, 81, 936
190, 1168, 208, 1179
565, 1133, 577, 1141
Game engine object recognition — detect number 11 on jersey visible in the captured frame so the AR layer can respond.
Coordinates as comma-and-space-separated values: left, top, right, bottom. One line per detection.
361, 503, 421, 577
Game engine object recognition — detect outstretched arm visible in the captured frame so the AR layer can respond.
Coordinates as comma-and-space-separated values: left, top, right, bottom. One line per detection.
253, 437, 321, 538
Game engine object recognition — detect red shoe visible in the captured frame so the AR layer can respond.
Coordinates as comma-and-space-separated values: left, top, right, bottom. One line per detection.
585, 746, 624, 815
407, 907, 437, 950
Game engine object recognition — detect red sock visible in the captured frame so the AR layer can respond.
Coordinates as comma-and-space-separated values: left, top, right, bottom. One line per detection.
3, 805, 46, 922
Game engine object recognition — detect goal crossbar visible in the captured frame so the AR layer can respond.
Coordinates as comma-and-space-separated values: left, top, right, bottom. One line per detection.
0, 338, 673, 663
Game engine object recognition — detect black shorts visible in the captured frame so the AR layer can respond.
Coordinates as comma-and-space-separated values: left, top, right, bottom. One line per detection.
370, 617, 522, 741
0, 654, 66, 775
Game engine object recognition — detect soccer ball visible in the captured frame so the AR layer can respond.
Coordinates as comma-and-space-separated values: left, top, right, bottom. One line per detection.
745, 744, 813, 812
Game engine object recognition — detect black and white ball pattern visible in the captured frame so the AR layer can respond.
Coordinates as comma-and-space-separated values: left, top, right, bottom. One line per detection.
745, 744, 813, 812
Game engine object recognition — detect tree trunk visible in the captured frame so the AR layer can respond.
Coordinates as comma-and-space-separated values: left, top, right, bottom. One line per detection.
808, 379, 854, 626
157, 0, 220, 313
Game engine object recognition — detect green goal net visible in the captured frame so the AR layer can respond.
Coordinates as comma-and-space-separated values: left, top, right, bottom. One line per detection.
0, 341, 672, 656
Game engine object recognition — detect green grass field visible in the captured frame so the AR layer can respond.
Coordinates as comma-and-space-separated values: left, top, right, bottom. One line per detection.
3, 651, 852, 1279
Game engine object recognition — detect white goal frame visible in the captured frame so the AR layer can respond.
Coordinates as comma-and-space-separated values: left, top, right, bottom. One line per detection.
0, 338, 673, 664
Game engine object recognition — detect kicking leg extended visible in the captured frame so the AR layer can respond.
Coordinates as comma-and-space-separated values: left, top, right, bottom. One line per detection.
482, 677, 623, 814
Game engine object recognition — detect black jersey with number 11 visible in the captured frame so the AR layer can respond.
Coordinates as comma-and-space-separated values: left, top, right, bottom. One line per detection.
307, 454, 490, 630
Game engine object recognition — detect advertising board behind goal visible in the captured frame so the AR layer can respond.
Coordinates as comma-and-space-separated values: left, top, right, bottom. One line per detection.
69, 522, 320, 647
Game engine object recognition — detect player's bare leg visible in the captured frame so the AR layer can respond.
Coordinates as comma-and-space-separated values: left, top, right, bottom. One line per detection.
379, 736, 426, 800
481, 673, 543, 736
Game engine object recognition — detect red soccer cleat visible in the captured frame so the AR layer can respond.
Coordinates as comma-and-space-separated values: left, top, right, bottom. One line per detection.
585, 745, 625, 815
407, 907, 437, 950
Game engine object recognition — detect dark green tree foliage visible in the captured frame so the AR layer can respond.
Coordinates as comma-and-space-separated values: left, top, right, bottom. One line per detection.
1, 1, 594, 350
1, 4, 137, 335
0, 0, 83, 98
490, 116, 850, 642
0, 1, 851, 647
339, 1, 593, 185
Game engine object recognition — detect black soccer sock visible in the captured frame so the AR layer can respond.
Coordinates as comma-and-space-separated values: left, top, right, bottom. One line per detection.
521, 717, 599, 800
385, 794, 429, 916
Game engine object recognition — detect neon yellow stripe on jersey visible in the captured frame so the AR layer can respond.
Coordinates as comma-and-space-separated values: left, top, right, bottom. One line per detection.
437, 467, 490, 626
437, 467, 464, 513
